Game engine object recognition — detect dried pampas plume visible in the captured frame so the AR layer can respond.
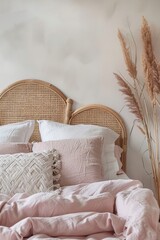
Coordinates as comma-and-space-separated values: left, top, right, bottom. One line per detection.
114, 73, 143, 122
118, 30, 137, 79
141, 17, 160, 99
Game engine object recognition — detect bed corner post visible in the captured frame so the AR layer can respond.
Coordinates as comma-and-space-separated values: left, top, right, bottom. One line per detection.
64, 98, 73, 124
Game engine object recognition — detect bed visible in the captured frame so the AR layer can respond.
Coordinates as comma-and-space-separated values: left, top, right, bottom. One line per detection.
0, 79, 159, 240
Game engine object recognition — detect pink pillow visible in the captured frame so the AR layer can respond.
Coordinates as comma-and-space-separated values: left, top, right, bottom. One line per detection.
0, 143, 32, 154
114, 145, 123, 174
32, 137, 103, 186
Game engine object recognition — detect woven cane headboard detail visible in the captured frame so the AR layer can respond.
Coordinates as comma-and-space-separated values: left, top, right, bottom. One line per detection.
0, 79, 127, 170
69, 105, 127, 171
0, 79, 72, 141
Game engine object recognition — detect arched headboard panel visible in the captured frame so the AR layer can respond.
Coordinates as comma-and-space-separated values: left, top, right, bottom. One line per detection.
0, 79, 127, 171
69, 104, 127, 171
0, 79, 72, 141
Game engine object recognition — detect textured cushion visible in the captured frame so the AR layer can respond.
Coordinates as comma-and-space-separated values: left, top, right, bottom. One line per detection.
0, 143, 32, 154
37, 120, 120, 179
0, 150, 61, 195
0, 120, 35, 143
32, 137, 103, 186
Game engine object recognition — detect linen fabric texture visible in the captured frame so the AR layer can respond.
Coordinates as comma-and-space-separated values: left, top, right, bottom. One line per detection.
0, 143, 32, 154
33, 137, 103, 186
37, 120, 121, 179
0, 120, 35, 143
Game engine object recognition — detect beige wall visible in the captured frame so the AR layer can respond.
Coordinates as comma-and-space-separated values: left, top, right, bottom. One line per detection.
0, 0, 159, 191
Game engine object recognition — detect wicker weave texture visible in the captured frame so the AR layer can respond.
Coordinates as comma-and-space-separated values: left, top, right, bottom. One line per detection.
0, 80, 68, 141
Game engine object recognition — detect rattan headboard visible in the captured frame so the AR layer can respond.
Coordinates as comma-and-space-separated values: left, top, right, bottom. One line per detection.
0, 79, 127, 170
0, 79, 73, 141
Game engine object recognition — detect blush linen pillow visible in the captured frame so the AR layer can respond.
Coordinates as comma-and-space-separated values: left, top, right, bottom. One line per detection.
32, 137, 103, 186
0, 120, 35, 143
0, 143, 32, 154
0, 150, 61, 195
37, 120, 120, 180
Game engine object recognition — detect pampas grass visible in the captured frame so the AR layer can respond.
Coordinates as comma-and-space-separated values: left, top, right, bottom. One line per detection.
115, 17, 160, 204
118, 30, 137, 79
114, 73, 143, 121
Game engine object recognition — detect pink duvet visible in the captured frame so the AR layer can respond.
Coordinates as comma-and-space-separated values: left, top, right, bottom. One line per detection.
0, 179, 159, 240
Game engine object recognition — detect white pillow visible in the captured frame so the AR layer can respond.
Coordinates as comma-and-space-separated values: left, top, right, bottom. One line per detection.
38, 120, 119, 144
0, 150, 61, 195
0, 120, 35, 143
38, 120, 120, 179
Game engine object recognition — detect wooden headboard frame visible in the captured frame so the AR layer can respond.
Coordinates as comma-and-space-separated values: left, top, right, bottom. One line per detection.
0, 79, 127, 170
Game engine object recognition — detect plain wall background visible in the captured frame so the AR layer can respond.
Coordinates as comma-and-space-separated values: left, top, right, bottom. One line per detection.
0, 0, 160, 192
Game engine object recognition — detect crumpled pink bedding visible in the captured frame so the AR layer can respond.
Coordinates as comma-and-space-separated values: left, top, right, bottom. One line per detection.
0, 179, 159, 240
